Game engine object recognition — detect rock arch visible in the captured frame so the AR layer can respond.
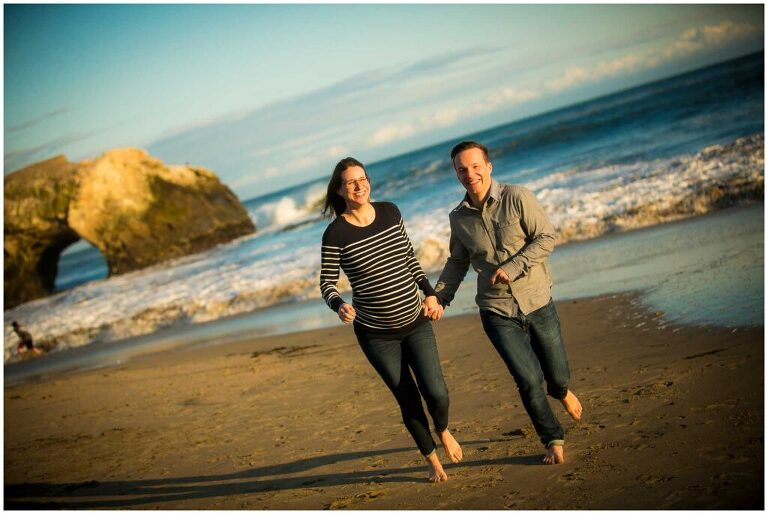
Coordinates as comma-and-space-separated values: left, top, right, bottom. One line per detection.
4, 149, 255, 309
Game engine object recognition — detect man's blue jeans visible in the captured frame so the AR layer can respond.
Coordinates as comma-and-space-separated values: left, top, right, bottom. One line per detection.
354, 321, 450, 456
480, 298, 571, 447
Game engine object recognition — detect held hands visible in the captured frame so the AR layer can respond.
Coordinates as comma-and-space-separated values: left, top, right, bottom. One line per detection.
340, 297, 443, 324
422, 295, 444, 321
337, 303, 356, 324
490, 267, 510, 285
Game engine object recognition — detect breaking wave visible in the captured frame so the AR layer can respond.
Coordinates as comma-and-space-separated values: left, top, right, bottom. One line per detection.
4, 134, 763, 363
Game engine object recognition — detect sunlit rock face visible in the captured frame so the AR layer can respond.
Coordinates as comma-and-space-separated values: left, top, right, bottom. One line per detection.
4, 149, 255, 308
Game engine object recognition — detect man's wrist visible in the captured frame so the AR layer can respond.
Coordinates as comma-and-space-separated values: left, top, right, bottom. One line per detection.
500, 261, 523, 282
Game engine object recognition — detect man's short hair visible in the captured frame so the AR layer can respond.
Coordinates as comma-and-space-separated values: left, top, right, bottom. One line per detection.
450, 141, 489, 162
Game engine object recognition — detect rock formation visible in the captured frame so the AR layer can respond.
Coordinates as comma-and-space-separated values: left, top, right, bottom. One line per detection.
5, 149, 255, 309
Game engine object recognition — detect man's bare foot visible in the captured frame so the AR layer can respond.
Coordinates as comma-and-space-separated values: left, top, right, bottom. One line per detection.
543, 444, 564, 465
439, 429, 463, 463
425, 452, 448, 482
560, 390, 582, 421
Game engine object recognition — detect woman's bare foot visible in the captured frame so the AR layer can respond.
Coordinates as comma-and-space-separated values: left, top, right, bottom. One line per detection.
543, 444, 564, 465
439, 429, 463, 463
560, 390, 582, 420
425, 451, 448, 482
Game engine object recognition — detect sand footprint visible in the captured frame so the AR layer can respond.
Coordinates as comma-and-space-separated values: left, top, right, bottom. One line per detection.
326, 490, 387, 509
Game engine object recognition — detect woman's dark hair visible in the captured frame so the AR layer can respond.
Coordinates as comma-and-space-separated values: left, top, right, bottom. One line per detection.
322, 157, 368, 218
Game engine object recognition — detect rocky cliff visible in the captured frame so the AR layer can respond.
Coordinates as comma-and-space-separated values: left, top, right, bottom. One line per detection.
5, 149, 255, 308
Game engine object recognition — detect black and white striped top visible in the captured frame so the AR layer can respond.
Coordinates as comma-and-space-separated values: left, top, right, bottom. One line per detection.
320, 202, 436, 335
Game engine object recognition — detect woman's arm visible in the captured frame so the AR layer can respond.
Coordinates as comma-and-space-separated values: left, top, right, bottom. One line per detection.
320, 234, 346, 313
320, 229, 357, 323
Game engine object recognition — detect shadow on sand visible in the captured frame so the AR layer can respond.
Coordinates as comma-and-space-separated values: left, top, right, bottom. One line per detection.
5, 438, 541, 508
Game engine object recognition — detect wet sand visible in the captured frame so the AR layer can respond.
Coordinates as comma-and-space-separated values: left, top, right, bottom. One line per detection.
4, 293, 763, 509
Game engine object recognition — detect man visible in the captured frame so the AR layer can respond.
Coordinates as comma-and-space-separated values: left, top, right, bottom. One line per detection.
433, 141, 582, 465
12, 320, 41, 355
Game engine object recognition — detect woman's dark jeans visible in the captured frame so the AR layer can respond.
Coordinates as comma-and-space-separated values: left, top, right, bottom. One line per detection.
480, 298, 571, 447
355, 321, 450, 456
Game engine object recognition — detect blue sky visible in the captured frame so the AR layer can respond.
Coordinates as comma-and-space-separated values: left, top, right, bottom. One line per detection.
4, 4, 764, 199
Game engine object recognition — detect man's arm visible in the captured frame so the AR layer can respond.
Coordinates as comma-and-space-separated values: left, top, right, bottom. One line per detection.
498, 187, 556, 281
434, 225, 471, 306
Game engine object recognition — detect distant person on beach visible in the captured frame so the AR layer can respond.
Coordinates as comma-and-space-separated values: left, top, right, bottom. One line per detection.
319, 157, 463, 482
432, 141, 582, 465
12, 321, 41, 355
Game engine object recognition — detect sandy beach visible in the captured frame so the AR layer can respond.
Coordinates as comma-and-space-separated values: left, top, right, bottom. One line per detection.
4, 292, 763, 509
4, 5, 764, 511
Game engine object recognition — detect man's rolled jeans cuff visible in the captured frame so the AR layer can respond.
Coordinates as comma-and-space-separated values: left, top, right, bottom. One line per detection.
546, 439, 565, 448
423, 448, 437, 458
547, 384, 569, 400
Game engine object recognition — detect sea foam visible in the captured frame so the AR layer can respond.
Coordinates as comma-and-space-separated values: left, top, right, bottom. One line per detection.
3, 134, 763, 362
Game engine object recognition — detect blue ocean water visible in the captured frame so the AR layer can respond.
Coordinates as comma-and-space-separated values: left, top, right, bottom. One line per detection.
56, 52, 763, 293
251, 50, 763, 227
8, 204, 760, 384
13, 52, 763, 361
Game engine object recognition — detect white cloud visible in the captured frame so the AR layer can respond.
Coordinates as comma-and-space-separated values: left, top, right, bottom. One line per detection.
665, 20, 760, 58
545, 67, 591, 92
231, 143, 350, 188
324, 145, 349, 159
230, 171, 273, 190
151, 19, 762, 199
596, 53, 649, 76
369, 123, 418, 147
366, 87, 543, 148
368, 108, 463, 147
502, 88, 542, 103
545, 20, 762, 93
262, 167, 282, 178
364, 19, 761, 150
429, 108, 461, 128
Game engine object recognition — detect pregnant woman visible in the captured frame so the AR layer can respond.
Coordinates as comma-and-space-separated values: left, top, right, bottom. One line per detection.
319, 157, 463, 482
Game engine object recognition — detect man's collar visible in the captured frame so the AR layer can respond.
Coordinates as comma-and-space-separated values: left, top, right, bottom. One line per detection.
460, 179, 500, 210
488, 179, 501, 202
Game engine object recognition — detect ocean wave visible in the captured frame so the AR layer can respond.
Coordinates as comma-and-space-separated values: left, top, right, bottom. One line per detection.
3, 272, 350, 362
250, 183, 326, 232
538, 133, 764, 245
3, 134, 763, 363
408, 134, 763, 273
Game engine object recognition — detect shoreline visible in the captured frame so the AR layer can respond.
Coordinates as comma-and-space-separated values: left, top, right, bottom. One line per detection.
4, 202, 763, 383
5, 292, 763, 509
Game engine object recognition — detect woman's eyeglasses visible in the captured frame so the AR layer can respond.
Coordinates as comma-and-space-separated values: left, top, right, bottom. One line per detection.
343, 177, 369, 189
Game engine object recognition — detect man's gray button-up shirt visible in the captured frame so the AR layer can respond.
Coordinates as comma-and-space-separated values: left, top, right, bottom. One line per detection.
435, 179, 555, 317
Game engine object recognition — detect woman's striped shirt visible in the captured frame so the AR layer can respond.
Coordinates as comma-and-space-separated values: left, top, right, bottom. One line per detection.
320, 202, 436, 335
